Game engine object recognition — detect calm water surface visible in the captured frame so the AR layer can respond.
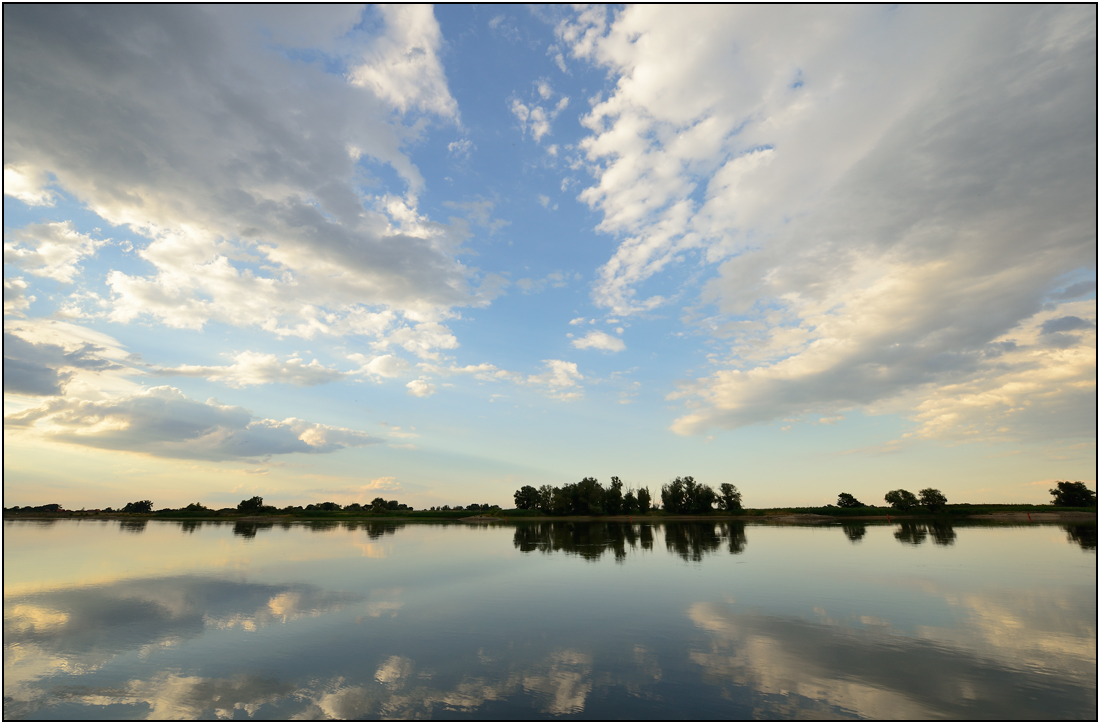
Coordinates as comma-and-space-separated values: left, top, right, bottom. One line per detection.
3, 518, 1096, 720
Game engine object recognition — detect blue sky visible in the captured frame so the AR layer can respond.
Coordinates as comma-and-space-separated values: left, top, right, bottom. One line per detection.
4, 5, 1096, 509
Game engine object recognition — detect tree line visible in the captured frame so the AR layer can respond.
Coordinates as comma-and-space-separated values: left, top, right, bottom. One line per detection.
4, 480, 1094, 517
513, 476, 743, 515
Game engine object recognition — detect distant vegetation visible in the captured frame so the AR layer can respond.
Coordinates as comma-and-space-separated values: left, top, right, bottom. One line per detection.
3, 480, 1095, 519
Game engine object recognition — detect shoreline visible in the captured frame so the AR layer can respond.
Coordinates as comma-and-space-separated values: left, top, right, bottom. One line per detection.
4, 511, 1095, 523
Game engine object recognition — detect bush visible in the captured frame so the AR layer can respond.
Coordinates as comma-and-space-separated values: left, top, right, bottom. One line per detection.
122, 500, 153, 514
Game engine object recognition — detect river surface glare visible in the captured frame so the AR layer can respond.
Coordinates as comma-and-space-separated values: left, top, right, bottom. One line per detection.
3, 518, 1096, 720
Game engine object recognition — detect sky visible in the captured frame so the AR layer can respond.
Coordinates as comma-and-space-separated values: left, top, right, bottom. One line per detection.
3, 5, 1096, 511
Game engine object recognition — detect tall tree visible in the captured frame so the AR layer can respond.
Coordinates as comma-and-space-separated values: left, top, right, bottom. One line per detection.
719, 483, 743, 511
605, 477, 624, 515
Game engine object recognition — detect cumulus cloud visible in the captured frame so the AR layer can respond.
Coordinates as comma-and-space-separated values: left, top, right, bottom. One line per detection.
419, 359, 585, 401
3, 5, 486, 358
351, 354, 412, 379
3, 165, 56, 206
571, 330, 625, 353
511, 80, 570, 143
526, 360, 584, 401
4, 221, 109, 283
4, 278, 34, 315
560, 6, 1096, 439
405, 379, 436, 398
155, 352, 348, 388
4, 386, 381, 461
347, 5, 458, 118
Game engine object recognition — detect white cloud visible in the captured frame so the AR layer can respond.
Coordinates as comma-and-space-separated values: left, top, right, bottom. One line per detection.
375, 321, 459, 361
511, 88, 570, 143
347, 5, 458, 118
4, 221, 109, 284
571, 330, 625, 353
405, 379, 436, 398
4, 6, 487, 356
526, 360, 584, 401
4, 385, 381, 461
351, 354, 412, 379
447, 138, 474, 158
3, 165, 56, 206
4, 278, 34, 315
155, 351, 348, 388
560, 6, 1096, 441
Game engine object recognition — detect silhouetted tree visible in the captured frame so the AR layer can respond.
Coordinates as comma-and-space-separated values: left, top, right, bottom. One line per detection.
662, 477, 716, 514
237, 496, 264, 512
662, 478, 685, 512
537, 485, 553, 513
122, 500, 153, 513
622, 490, 639, 514
836, 492, 864, 508
370, 497, 388, 514
184, 502, 208, 512
918, 488, 947, 512
514, 485, 540, 510
637, 487, 651, 514
884, 489, 918, 511
1049, 481, 1097, 507
605, 477, 624, 515
719, 483, 743, 512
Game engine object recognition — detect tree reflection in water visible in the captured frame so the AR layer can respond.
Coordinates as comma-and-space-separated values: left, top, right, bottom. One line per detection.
234, 520, 274, 539
513, 522, 746, 562
840, 522, 866, 543
894, 521, 956, 546
158, 519, 408, 540
118, 519, 147, 534
1063, 523, 1097, 551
